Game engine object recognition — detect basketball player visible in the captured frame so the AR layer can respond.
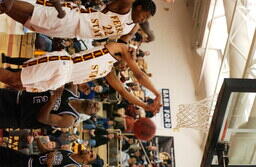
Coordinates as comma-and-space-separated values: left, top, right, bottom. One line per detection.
102, 0, 156, 43
0, 146, 97, 167
0, 0, 156, 40
0, 42, 161, 114
0, 84, 100, 128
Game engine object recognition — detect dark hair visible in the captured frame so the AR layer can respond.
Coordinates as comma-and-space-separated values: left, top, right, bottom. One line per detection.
133, 33, 143, 42
133, 0, 156, 16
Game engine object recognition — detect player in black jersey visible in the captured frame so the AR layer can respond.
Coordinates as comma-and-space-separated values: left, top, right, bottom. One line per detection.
0, 146, 97, 167
0, 84, 100, 129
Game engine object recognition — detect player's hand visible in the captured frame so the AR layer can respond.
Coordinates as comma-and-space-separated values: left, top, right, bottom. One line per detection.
146, 95, 162, 115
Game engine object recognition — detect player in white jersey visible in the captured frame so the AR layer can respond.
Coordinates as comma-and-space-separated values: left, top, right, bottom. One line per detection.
103, 0, 156, 42
0, 42, 161, 114
0, 0, 156, 40
20, 46, 117, 92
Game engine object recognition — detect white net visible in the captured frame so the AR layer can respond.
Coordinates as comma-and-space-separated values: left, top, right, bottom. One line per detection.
175, 96, 217, 132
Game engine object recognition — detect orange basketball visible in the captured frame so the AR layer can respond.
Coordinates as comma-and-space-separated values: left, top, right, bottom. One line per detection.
133, 118, 156, 141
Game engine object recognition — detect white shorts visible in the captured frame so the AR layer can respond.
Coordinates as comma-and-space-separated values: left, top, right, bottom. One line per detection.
24, 5, 80, 38
21, 51, 73, 92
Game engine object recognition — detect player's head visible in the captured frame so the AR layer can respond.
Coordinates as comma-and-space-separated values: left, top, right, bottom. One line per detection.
47, 141, 56, 149
72, 99, 101, 115
80, 150, 97, 164
132, 0, 156, 23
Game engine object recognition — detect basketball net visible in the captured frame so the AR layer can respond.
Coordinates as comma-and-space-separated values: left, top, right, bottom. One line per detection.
175, 95, 217, 132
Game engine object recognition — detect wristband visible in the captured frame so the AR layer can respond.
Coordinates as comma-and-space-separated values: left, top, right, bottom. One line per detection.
129, 44, 138, 49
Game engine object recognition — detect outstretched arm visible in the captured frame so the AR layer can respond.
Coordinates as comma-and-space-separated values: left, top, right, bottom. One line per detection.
118, 24, 140, 44
119, 44, 161, 113
106, 43, 161, 113
106, 71, 149, 110
119, 45, 160, 97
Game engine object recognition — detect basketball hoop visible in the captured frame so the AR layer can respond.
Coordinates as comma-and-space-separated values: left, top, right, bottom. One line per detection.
175, 96, 217, 132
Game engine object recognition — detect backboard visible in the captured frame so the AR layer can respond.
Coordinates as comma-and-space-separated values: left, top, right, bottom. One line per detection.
201, 78, 256, 167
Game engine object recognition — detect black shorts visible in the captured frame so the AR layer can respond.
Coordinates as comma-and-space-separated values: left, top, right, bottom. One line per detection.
0, 89, 20, 128
0, 146, 30, 167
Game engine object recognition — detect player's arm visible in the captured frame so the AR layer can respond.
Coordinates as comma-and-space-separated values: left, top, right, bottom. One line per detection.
37, 87, 75, 128
105, 71, 149, 110
118, 24, 140, 44
119, 44, 160, 97
45, 114, 75, 128
119, 44, 161, 113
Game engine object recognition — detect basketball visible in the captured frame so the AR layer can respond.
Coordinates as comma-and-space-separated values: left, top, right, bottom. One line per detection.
133, 118, 156, 141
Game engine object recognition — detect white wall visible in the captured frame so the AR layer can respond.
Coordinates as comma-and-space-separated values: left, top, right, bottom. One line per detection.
141, 0, 204, 166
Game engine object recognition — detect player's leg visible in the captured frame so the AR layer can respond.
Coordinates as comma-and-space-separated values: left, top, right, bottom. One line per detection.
0, 68, 23, 89
0, 88, 20, 128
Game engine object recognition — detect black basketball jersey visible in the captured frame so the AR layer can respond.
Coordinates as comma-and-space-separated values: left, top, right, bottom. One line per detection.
18, 88, 80, 129
30, 150, 81, 167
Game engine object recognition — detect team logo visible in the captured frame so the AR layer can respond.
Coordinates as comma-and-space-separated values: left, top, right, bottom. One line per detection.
52, 97, 61, 111
33, 96, 49, 104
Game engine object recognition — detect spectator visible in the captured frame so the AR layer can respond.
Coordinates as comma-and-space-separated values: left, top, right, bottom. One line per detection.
91, 155, 105, 167
78, 82, 104, 100
87, 127, 115, 147
2, 129, 34, 155
35, 34, 53, 52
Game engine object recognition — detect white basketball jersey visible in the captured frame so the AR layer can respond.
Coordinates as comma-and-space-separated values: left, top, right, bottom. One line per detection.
69, 46, 117, 84
105, 10, 136, 38
78, 10, 135, 39
21, 47, 117, 92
